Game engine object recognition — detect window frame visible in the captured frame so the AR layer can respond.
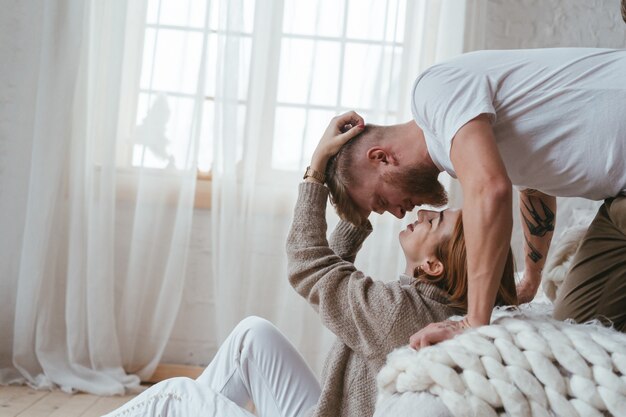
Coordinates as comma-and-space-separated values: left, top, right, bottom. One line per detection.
118, 0, 425, 204
253, 0, 411, 186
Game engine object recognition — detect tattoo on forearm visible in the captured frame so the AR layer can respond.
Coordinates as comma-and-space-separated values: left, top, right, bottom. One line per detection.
525, 236, 543, 263
522, 196, 555, 237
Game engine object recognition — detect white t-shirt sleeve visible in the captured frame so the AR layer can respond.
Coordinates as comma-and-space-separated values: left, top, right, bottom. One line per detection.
411, 65, 496, 161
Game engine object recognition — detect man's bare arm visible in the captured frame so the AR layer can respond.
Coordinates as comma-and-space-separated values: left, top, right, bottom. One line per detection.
450, 115, 512, 326
517, 189, 556, 303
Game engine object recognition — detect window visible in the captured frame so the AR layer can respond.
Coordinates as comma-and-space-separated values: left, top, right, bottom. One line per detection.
273, 0, 407, 172
124, 0, 411, 178
124, 0, 255, 174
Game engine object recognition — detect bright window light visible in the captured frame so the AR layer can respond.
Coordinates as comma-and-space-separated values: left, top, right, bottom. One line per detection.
130, 0, 406, 174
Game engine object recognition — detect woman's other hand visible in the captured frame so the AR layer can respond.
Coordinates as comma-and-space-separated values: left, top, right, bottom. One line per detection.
310, 111, 365, 173
408, 320, 466, 350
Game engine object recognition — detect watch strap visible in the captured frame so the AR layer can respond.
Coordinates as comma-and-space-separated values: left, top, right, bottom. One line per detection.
303, 166, 325, 183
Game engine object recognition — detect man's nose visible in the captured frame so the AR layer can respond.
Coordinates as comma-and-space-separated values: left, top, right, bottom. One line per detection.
417, 210, 435, 222
391, 206, 406, 219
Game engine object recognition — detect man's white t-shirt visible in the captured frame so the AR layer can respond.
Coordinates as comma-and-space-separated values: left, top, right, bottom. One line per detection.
411, 48, 626, 200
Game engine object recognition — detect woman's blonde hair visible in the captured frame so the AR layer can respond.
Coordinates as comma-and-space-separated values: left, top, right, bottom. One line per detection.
415, 215, 518, 310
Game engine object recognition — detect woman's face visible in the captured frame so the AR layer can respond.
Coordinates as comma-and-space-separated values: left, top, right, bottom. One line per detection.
399, 208, 462, 267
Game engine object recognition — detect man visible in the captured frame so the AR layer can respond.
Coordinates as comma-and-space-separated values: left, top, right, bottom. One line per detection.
324, 48, 626, 346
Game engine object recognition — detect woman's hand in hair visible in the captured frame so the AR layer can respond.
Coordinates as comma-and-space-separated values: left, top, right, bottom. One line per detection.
310, 111, 365, 173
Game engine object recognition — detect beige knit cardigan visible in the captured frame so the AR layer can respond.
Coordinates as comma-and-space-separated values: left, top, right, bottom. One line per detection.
286, 182, 461, 417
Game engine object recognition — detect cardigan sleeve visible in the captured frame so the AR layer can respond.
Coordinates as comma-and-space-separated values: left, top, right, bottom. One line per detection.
286, 182, 420, 358
328, 218, 372, 263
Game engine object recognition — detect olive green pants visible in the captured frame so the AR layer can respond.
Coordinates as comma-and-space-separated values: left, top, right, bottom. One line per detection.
553, 196, 626, 332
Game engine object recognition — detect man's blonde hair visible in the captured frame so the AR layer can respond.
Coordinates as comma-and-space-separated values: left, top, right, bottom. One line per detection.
325, 125, 384, 225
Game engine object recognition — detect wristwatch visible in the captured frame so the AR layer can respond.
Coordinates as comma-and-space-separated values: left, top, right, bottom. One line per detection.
303, 166, 325, 183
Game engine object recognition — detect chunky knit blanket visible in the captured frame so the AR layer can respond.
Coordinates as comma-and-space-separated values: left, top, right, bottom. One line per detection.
376, 308, 626, 417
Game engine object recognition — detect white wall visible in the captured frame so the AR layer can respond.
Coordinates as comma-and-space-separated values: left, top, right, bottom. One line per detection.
485, 0, 626, 49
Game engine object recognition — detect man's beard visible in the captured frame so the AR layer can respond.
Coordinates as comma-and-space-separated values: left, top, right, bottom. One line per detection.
383, 165, 448, 207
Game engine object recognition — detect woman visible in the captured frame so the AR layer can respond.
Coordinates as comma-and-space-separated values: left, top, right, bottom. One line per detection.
104, 112, 517, 417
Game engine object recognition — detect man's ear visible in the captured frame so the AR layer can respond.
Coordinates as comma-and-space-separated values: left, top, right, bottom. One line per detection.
421, 259, 444, 277
366, 147, 394, 166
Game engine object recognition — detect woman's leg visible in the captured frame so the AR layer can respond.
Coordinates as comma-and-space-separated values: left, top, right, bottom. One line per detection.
102, 377, 256, 417
196, 316, 321, 417
553, 196, 626, 331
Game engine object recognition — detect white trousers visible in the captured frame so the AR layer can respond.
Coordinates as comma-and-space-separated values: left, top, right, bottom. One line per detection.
104, 316, 321, 417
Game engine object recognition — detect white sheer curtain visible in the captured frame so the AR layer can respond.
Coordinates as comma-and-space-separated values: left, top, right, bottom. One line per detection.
0, 0, 203, 394
210, 0, 472, 373
0, 0, 474, 393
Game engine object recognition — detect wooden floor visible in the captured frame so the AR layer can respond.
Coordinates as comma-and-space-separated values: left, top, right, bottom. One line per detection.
0, 386, 139, 417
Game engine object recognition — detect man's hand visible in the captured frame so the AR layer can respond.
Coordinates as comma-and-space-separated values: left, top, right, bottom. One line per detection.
516, 272, 541, 304
409, 320, 465, 349
310, 111, 364, 173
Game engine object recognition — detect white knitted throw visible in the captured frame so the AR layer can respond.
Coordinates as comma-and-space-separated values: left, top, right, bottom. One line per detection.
377, 308, 626, 417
